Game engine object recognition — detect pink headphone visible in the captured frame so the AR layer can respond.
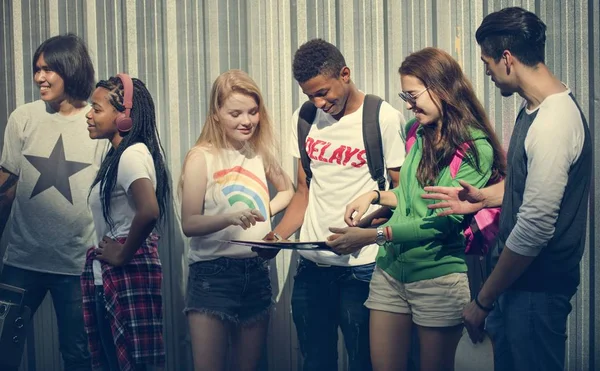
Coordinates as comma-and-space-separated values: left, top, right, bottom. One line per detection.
115, 73, 133, 132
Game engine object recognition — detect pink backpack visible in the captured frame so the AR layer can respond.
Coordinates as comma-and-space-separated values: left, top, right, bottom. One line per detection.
406, 121, 501, 255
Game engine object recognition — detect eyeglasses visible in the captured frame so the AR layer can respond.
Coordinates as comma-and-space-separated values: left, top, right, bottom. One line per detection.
398, 87, 429, 106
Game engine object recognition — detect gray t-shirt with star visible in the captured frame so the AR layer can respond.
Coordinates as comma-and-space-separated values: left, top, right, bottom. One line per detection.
1, 100, 107, 275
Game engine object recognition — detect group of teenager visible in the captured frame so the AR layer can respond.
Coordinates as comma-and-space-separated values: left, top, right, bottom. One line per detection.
0, 6, 590, 371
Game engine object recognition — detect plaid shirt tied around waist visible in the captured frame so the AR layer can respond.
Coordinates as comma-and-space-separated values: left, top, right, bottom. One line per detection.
81, 235, 164, 370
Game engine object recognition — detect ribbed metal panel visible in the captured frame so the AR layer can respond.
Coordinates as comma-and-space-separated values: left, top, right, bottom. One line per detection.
0, 1, 597, 370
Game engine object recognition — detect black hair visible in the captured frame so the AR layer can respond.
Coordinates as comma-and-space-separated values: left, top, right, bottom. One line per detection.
32, 33, 95, 100
292, 38, 347, 83
89, 77, 171, 232
475, 7, 547, 66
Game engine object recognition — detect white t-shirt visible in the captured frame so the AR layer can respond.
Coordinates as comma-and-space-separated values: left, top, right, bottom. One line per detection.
289, 99, 406, 266
0, 100, 107, 275
188, 148, 272, 263
89, 143, 157, 283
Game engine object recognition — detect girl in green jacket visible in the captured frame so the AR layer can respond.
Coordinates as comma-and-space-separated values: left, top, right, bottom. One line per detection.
326, 47, 506, 371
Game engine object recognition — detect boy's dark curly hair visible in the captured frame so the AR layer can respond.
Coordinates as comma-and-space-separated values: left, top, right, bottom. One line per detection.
292, 39, 347, 83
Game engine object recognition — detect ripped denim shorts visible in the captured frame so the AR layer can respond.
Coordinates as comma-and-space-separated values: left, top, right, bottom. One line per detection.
184, 256, 272, 324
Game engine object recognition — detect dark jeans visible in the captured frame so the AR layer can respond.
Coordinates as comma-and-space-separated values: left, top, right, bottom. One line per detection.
291, 258, 374, 371
0, 264, 91, 371
94, 286, 120, 371
486, 290, 573, 371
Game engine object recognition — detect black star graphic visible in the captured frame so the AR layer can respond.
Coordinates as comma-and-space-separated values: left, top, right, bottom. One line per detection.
24, 135, 91, 204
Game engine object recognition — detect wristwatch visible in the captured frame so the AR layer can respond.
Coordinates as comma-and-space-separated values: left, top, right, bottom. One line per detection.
375, 227, 387, 246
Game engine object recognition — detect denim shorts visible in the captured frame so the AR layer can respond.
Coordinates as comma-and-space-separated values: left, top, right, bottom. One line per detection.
184, 257, 272, 324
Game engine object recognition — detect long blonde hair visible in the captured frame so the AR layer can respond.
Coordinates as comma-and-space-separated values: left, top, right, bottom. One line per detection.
179, 70, 279, 194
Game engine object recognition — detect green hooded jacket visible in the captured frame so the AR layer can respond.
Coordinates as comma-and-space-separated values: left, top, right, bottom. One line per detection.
377, 122, 494, 283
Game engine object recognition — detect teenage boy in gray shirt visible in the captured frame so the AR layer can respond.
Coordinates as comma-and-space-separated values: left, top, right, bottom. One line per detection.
423, 7, 591, 371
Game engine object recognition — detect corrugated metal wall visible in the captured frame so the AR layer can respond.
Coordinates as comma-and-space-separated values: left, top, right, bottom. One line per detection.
0, 1, 597, 370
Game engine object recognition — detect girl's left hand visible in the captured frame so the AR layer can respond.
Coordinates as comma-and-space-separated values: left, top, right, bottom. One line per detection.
326, 227, 375, 255
95, 236, 126, 267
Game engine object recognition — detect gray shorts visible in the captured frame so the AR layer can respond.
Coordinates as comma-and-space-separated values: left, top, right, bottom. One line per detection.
185, 257, 272, 324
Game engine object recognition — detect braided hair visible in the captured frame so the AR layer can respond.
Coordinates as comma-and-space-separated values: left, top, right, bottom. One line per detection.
89, 76, 171, 232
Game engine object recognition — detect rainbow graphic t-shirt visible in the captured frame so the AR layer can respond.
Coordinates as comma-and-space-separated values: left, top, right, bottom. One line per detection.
214, 166, 269, 220
188, 148, 272, 262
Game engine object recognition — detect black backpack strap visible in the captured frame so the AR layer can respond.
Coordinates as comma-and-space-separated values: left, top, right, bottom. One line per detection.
362, 94, 386, 190
297, 101, 318, 188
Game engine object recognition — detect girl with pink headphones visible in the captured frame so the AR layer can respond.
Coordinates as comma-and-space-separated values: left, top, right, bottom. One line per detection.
81, 73, 170, 371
